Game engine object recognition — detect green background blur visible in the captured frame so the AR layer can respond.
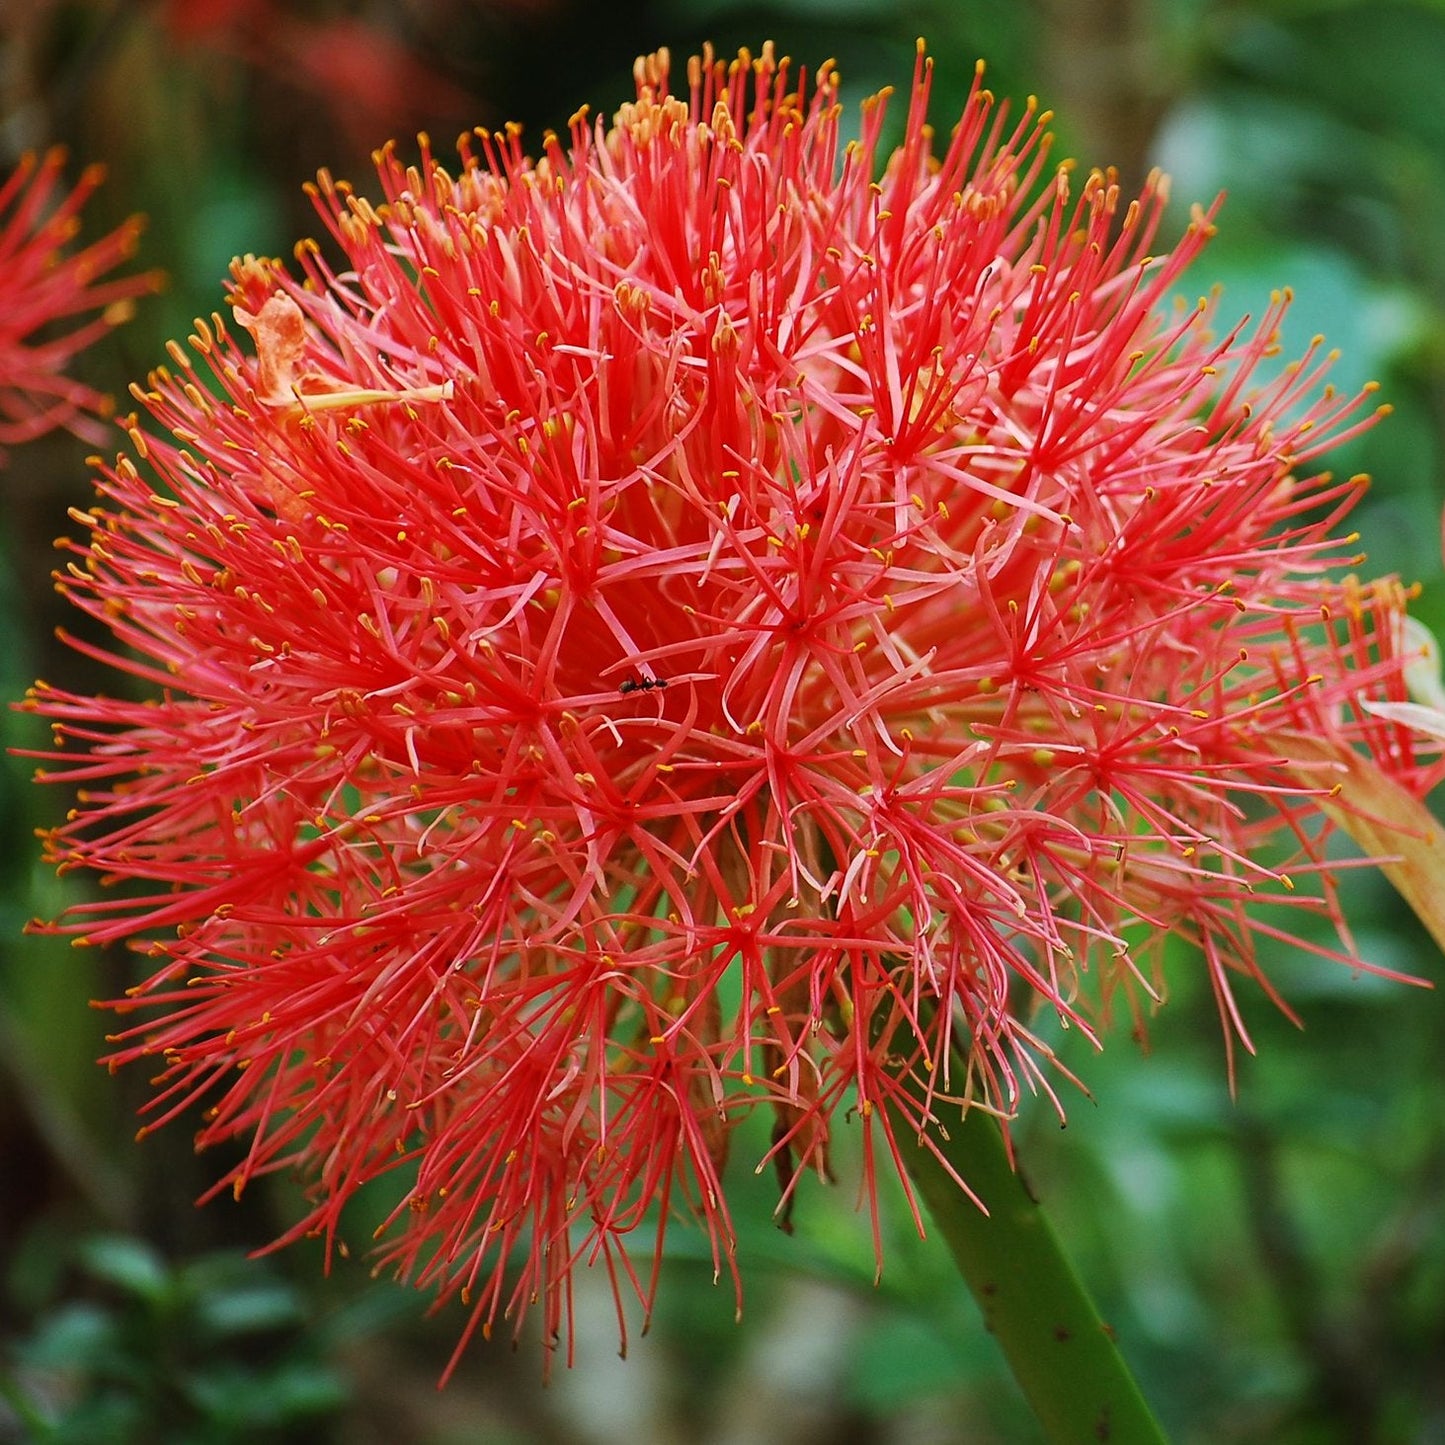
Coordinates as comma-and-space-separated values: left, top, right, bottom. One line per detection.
2, 2, 1443, 1441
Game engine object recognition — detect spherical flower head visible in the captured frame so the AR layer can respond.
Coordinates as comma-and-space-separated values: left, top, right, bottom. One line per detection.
26, 43, 1445, 1367
0, 149, 161, 455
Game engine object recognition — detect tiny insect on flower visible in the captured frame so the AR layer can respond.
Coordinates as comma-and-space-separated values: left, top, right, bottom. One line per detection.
21, 40, 1445, 1374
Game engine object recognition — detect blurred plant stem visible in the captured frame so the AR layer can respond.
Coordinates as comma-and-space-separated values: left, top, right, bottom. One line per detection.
888, 1084, 1168, 1444
0, 1370, 52, 1437
1039, 0, 1166, 191
0, 998, 133, 1227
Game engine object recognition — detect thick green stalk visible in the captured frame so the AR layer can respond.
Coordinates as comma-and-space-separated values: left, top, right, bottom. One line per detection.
889, 1097, 1169, 1444
0, 1372, 53, 1438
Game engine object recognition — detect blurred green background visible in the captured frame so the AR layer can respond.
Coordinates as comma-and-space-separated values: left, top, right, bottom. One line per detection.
3, 1, 1444, 1441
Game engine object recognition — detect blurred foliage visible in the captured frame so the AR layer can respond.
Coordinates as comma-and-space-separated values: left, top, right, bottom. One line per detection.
2, 1, 1444, 1442
4, 1236, 349, 1443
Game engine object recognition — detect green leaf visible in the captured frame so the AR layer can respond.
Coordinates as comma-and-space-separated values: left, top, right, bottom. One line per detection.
181, 1361, 348, 1427
193, 1282, 307, 1338
75, 1237, 168, 1304
14, 1303, 118, 1371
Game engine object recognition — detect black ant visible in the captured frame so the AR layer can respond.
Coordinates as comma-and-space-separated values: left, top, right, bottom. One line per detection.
619, 676, 668, 694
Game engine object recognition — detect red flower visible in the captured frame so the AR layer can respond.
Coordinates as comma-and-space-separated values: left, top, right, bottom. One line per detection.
0, 149, 159, 455
26, 43, 1443, 1368
158, 1, 474, 156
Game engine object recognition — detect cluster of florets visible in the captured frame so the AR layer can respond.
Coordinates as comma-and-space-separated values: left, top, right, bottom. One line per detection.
1, 149, 158, 454
27, 43, 1441, 1365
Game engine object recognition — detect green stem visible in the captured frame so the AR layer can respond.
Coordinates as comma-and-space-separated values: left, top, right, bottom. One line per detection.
889, 1097, 1169, 1444
0, 1370, 54, 1439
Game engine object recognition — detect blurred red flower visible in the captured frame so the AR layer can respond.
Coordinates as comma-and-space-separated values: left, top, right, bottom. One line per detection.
26, 44, 1443, 1367
0, 149, 158, 455
159, 0, 474, 155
